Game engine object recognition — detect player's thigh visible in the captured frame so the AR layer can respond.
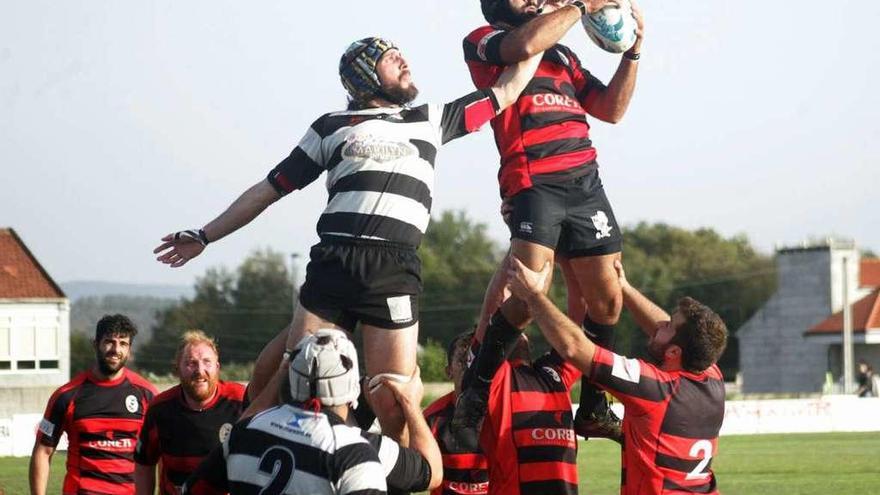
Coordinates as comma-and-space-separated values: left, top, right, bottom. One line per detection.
511, 238, 556, 283
360, 322, 419, 377
507, 182, 567, 253
557, 256, 587, 322
567, 252, 622, 309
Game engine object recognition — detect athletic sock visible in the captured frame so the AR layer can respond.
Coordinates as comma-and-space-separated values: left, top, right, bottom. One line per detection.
578, 316, 615, 416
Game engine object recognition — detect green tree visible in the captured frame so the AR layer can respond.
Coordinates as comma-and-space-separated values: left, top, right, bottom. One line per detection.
70, 332, 93, 374
137, 249, 294, 373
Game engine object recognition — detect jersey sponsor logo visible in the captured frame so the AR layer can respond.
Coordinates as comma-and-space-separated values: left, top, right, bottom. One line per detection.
88, 437, 134, 450
343, 135, 415, 163
448, 480, 489, 494
529, 427, 576, 447
611, 354, 641, 383
125, 394, 139, 413
531, 93, 581, 111
218, 422, 233, 443
590, 210, 614, 239
387, 295, 413, 324
39, 418, 55, 437
542, 366, 561, 383
271, 411, 313, 438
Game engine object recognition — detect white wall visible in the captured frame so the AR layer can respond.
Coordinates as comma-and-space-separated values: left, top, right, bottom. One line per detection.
0, 300, 70, 388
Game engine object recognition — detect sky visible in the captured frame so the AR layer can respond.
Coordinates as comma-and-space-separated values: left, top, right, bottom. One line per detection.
2, 0, 878, 287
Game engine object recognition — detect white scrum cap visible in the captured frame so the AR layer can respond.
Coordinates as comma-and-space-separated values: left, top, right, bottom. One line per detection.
288, 329, 360, 407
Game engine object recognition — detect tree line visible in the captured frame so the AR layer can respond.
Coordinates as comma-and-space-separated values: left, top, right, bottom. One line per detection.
72, 211, 776, 381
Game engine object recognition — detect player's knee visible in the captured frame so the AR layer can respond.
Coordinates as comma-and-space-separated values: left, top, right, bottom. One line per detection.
585, 289, 622, 325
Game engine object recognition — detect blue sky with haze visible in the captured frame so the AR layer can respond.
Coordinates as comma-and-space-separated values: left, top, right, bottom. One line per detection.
2, 0, 878, 286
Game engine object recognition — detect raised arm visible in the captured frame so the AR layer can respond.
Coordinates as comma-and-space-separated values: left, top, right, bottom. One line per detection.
153, 179, 281, 268
615, 259, 668, 339
380, 370, 442, 491
134, 464, 156, 495
489, 51, 543, 110
499, 1, 609, 63
507, 258, 598, 374
582, 0, 644, 123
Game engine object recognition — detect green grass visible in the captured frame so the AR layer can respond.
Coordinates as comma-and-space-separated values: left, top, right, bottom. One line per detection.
2, 433, 879, 494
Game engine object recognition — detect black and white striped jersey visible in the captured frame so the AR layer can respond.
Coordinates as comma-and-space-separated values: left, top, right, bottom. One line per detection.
267, 89, 499, 247
183, 404, 387, 495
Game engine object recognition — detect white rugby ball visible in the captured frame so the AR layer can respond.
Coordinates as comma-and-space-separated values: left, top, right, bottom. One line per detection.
582, 0, 638, 54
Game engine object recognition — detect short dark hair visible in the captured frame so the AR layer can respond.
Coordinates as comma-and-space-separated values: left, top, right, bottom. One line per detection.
447, 330, 475, 367
672, 297, 727, 373
95, 314, 138, 342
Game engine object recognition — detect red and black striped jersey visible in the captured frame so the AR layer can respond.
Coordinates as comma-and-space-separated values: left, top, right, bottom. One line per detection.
463, 25, 605, 198
37, 369, 157, 495
590, 347, 725, 495
424, 392, 488, 495
482, 352, 581, 495
135, 381, 246, 495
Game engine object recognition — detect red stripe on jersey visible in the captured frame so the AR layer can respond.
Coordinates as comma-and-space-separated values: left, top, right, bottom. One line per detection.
77, 476, 134, 495
463, 97, 496, 133
446, 453, 488, 469
510, 390, 571, 413
76, 417, 143, 433
518, 461, 578, 484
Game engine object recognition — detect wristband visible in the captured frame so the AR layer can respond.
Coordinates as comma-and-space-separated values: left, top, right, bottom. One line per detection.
198, 228, 210, 245
173, 229, 209, 247
571, 0, 588, 16
623, 51, 641, 61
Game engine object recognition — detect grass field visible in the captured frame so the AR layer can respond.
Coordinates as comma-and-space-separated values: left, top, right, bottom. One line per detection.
2, 432, 878, 494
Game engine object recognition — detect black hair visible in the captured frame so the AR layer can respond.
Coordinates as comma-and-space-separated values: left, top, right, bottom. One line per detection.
94, 314, 138, 342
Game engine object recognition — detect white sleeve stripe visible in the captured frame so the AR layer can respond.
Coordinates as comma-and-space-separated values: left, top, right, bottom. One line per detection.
337, 460, 387, 494
376, 436, 400, 475
298, 127, 325, 166
477, 30, 504, 61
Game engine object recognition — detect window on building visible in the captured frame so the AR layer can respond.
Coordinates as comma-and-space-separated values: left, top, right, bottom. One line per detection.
0, 320, 61, 372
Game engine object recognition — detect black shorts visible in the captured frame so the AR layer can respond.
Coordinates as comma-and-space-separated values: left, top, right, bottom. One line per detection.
507, 169, 622, 258
298, 236, 422, 331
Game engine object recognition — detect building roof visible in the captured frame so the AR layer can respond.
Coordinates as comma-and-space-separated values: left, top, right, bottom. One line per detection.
0, 228, 65, 299
861, 259, 880, 288
806, 288, 880, 335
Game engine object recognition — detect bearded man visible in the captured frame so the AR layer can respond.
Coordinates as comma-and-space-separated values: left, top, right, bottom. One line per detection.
134, 330, 246, 495
30, 314, 158, 495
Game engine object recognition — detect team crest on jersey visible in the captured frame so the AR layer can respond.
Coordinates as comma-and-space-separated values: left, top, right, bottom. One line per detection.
542, 366, 561, 383
343, 135, 415, 163
590, 210, 614, 239
125, 395, 139, 413
218, 423, 233, 443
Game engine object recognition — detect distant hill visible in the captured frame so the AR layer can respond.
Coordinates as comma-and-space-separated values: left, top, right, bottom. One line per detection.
61, 280, 193, 301
62, 281, 192, 355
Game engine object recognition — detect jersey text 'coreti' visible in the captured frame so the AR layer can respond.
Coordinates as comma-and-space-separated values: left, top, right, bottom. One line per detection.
424, 392, 489, 495
134, 381, 246, 495
37, 369, 157, 495
464, 26, 605, 198
590, 347, 725, 495
482, 352, 582, 495
267, 90, 499, 247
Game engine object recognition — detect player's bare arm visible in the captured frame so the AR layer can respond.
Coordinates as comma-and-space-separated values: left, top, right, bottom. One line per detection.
507, 257, 599, 374
28, 442, 55, 495
499, 0, 611, 63
380, 368, 444, 490
616, 259, 669, 339
583, 0, 644, 123
490, 51, 544, 109
133, 464, 156, 495
153, 179, 281, 267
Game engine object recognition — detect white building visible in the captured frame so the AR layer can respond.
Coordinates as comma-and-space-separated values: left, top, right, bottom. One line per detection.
0, 228, 70, 388
738, 240, 880, 394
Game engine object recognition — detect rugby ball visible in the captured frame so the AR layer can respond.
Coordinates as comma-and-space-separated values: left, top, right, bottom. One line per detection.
582, 0, 638, 54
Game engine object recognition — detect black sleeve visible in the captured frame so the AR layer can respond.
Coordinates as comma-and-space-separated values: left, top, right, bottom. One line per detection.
439, 89, 500, 144
181, 444, 229, 495
462, 28, 509, 65
266, 114, 327, 195
565, 47, 607, 103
